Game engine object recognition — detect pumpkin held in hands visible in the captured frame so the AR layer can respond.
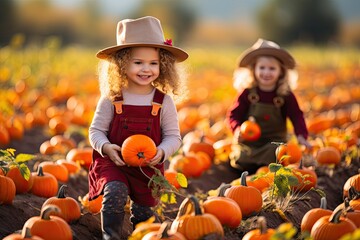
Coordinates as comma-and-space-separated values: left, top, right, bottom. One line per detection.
121, 134, 157, 167
240, 117, 261, 142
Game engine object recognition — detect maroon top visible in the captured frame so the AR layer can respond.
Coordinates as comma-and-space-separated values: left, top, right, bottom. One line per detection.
88, 89, 165, 207
226, 87, 308, 139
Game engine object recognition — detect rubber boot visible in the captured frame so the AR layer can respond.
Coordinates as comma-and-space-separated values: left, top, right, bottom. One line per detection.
101, 211, 124, 240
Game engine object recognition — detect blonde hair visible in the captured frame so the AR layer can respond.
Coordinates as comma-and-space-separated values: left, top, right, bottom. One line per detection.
233, 56, 298, 96
97, 47, 188, 103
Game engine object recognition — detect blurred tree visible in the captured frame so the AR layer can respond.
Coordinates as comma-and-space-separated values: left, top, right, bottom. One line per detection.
0, 0, 17, 46
257, 0, 341, 44
131, 0, 196, 45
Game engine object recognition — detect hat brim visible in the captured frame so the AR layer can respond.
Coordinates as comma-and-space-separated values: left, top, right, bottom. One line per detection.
238, 48, 296, 69
96, 43, 188, 62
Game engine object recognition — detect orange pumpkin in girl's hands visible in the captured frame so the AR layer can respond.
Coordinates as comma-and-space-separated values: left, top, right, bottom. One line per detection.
121, 134, 157, 167
239, 117, 261, 142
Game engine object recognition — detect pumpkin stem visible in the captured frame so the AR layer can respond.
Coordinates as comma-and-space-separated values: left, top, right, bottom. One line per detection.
189, 195, 203, 215
257, 216, 268, 234
137, 152, 145, 159
329, 207, 344, 224
157, 222, 172, 238
57, 184, 68, 198
40, 205, 60, 220
176, 197, 193, 218
241, 171, 249, 186
22, 227, 33, 238
218, 183, 232, 197
320, 197, 327, 209
37, 166, 45, 176
349, 186, 360, 200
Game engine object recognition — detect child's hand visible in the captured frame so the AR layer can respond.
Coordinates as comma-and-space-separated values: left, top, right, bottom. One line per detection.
147, 148, 165, 166
233, 126, 244, 143
102, 143, 125, 166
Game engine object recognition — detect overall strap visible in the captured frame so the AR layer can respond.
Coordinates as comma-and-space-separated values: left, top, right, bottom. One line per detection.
151, 89, 165, 116
113, 95, 123, 114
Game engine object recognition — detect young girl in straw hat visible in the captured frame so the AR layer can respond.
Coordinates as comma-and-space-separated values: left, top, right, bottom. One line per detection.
226, 38, 311, 174
88, 16, 188, 239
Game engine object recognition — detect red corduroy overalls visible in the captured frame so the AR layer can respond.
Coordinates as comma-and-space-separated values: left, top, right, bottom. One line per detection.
88, 89, 164, 207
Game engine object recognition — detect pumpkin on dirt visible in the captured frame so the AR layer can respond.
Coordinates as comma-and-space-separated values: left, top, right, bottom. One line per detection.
3, 227, 44, 240
6, 166, 33, 194
66, 147, 93, 170
38, 161, 69, 183
142, 222, 186, 240
121, 134, 157, 167
239, 116, 261, 142
30, 166, 58, 198
171, 195, 224, 240
315, 146, 341, 165
224, 171, 263, 217
169, 154, 204, 178
290, 160, 318, 192
310, 206, 357, 240
56, 159, 81, 175
242, 216, 275, 240
343, 173, 360, 198
23, 205, 73, 240
300, 197, 332, 233
203, 184, 242, 228
0, 174, 16, 205
41, 185, 81, 223
275, 141, 302, 166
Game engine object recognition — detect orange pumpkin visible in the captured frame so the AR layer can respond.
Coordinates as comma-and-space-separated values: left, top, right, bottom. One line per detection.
3, 227, 44, 240
164, 170, 181, 189
184, 135, 215, 160
343, 173, 360, 198
310, 207, 357, 240
78, 193, 103, 214
38, 161, 69, 183
242, 216, 275, 240
121, 134, 157, 167
56, 159, 81, 175
224, 171, 263, 217
41, 185, 81, 223
275, 141, 302, 166
66, 147, 93, 170
30, 166, 58, 198
6, 166, 33, 194
239, 117, 261, 142
142, 222, 186, 240
23, 205, 73, 240
0, 174, 16, 205
315, 146, 341, 165
171, 195, 224, 239
291, 160, 317, 192
301, 197, 332, 233
203, 184, 242, 228
169, 154, 204, 178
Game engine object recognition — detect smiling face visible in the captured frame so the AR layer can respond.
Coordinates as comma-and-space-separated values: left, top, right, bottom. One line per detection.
126, 47, 160, 94
254, 56, 283, 91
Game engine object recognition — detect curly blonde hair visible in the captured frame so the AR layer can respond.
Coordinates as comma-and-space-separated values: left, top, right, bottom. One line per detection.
233, 56, 298, 96
97, 47, 188, 103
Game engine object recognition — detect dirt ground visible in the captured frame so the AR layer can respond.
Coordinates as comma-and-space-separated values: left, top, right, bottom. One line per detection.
1, 126, 359, 239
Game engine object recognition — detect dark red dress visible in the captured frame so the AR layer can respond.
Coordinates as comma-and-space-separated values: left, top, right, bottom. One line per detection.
88, 89, 165, 207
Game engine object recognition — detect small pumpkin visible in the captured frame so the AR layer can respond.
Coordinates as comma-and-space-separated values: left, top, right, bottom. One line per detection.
343, 173, 360, 198
242, 216, 275, 240
224, 171, 263, 217
56, 159, 81, 175
310, 207, 357, 240
142, 221, 186, 240
291, 159, 317, 192
203, 184, 242, 228
171, 195, 224, 239
169, 154, 204, 178
66, 147, 93, 170
239, 116, 261, 142
164, 169, 181, 189
315, 146, 341, 165
30, 166, 58, 198
3, 227, 44, 240
78, 193, 103, 214
275, 141, 302, 166
183, 134, 215, 160
41, 185, 81, 223
23, 205, 73, 240
38, 161, 69, 183
0, 174, 16, 205
121, 134, 157, 167
301, 197, 332, 233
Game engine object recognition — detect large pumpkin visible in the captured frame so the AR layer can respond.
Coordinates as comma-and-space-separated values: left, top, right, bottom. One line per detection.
224, 171, 263, 217
23, 205, 73, 240
6, 166, 33, 194
0, 174, 16, 205
121, 134, 157, 167
203, 184, 242, 228
301, 197, 332, 233
310, 207, 357, 240
41, 185, 81, 223
171, 195, 224, 239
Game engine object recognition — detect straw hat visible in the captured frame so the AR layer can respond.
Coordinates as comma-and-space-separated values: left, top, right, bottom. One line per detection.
237, 38, 296, 69
96, 16, 188, 62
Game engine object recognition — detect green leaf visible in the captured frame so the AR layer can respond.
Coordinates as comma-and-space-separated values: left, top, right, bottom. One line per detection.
19, 163, 31, 181
176, 173, 188, 188
287, 175, 299, 187
269, 163, 283, 172
15, 153, 35, 163
274, 174, 290, 198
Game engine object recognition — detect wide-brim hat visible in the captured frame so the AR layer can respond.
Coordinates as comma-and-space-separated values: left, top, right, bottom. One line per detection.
237, 38, 296, 69
96, 16, 188, 62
